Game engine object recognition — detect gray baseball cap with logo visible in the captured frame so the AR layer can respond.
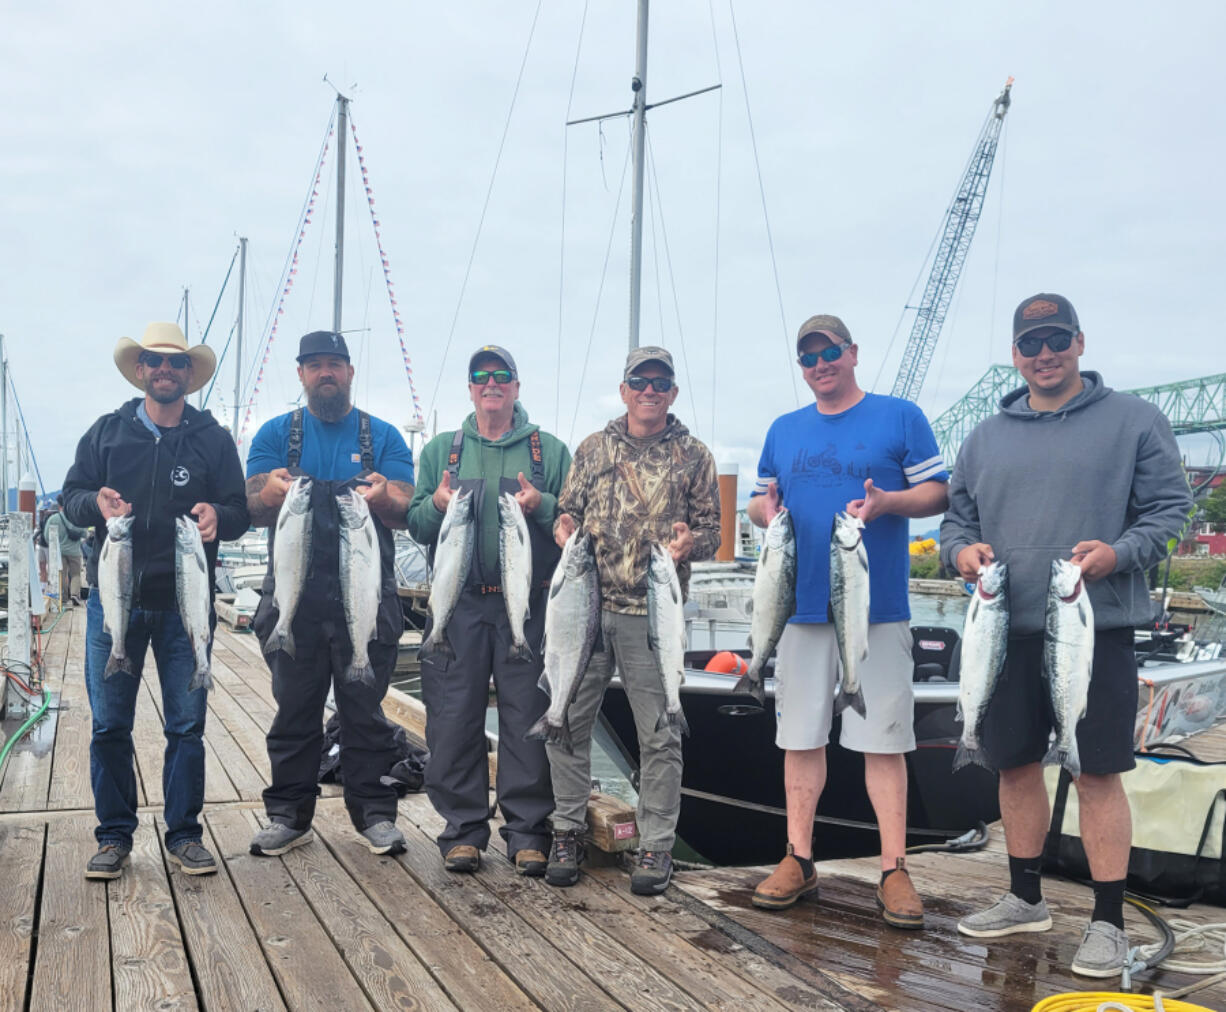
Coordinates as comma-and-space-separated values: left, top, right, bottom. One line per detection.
623, 345, 675, 380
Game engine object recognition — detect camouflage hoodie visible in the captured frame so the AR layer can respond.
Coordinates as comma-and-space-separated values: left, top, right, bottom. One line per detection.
558, 414, 720, 615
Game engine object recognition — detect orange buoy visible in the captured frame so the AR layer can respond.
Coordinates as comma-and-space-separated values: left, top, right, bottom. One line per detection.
705, 651, 749, 676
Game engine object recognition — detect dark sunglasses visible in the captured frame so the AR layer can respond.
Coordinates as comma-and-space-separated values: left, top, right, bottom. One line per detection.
797, 344, 846, 367
625, 375, 674, 393
470, 369, 514, 385
140, 352, 191, 370
1015, 331, 1075, 358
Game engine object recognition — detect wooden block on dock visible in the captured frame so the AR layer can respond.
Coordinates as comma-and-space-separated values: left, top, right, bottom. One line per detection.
586, 791, 638, 854
215, 595, 252, 630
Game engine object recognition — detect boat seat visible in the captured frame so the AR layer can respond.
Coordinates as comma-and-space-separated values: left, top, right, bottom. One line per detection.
911, 626, 960, 683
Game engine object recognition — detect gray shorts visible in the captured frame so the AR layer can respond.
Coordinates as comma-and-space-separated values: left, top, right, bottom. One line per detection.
774, 620, 916, 753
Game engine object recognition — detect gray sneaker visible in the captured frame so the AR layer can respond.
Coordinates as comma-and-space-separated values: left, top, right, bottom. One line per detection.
250, 822, 314, 856
1071, 920, 1128, 978
630, 850, 674, 896
85, 842, 132, 880
957, 893, 1052, 938
360, 821, 406, 856
168, 840, 218, 876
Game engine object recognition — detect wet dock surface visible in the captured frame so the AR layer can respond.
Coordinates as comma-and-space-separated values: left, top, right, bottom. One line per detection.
2, 609, 1224, 1010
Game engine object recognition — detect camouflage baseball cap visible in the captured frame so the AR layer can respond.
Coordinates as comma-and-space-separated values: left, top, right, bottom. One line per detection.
796, 314, 852, 351
624, 345, 675, 380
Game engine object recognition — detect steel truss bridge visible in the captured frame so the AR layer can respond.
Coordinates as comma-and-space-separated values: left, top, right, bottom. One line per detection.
932, 368, 1226, 485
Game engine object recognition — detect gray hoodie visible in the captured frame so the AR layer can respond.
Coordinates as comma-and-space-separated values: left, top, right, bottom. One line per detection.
940, 372, 1193, 635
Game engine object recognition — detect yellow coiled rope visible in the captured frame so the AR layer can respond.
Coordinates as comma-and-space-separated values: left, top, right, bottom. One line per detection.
1031, 994, 1216, 1012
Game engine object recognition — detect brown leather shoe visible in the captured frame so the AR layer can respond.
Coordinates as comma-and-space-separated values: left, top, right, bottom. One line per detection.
876, 857, 924, 929
444, 845, 481, 873
514, 849, 548, 877
752, 844, 818, 910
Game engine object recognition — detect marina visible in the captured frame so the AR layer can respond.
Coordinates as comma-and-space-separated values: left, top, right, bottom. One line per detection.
3, 608, 1225, 1011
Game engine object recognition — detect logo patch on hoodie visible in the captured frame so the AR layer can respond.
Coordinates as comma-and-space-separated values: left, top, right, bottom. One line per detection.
171, 466, 190, 487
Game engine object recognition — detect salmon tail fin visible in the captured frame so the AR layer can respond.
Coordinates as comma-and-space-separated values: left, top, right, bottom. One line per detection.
1043, 741, 1081, 780
656, 706, 690, 737
103, 653, 129, 680
187, 665, 213, 693
952, 742, 992, 772
508, 639, 533, 663
344, 661, 376, 686
536, 671, 551, 696
264, 625, 295, 659
524, 714, 552, 742
732, 673, 766, 706
834, 688, 867, 719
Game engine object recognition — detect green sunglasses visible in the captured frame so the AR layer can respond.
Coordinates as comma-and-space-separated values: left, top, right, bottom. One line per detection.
471, 369, 515, 385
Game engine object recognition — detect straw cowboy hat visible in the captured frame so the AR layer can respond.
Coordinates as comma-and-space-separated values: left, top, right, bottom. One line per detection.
113, 322, 216, 396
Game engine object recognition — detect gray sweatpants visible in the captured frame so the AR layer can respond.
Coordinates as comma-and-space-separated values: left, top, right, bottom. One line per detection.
546, 610, 682, 851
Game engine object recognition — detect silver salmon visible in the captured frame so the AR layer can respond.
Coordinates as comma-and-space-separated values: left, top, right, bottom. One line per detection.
337, 489, 382, 685
830, 511, 869, 718
420, 488, 475, 660
953, 561, 1009, 771
1043, 558, 1095, 778
266, 477, 313, 658
98, 514, 135, 679
525, 531, 601, 753
498, 491, 534, 662
733, 509, 796, 705
647, 543, 689, 735
175, 516, 213, 692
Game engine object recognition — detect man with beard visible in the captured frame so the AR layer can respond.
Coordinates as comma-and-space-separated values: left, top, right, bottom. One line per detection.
62, 322, 248, 879
245, 330, 416, 858
407, 345, 570, 876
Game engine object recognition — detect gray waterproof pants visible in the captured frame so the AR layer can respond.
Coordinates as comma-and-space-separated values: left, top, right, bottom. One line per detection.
420, 587, 553, 861
547, 610, 682, 851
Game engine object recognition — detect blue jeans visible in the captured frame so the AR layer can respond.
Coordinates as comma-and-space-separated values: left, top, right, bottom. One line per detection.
85, 591, 209, 849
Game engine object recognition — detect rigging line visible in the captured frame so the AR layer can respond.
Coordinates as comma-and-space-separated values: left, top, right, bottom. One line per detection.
427, 0, 544, 425
726, 0, 799, 407
988, 118, 1008, 365
870, 209, 944, 395
557, 0, 591, 432
645, 128, 700, 435
3, 368, 46, 495
201, 319, 239, 408
198, 245, 240, 348
244, 106, 336, 405
707, 0, 725, 448
569, 141, 633, 445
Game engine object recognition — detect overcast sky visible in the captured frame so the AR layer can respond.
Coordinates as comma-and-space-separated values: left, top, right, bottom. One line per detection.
3, 1, 1223, 500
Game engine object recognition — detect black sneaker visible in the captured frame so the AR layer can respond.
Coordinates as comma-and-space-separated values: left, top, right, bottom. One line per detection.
630, 850, 673, 895
167, 840, 218, 876
85, 842, 132, 880
545, 829, 585, 887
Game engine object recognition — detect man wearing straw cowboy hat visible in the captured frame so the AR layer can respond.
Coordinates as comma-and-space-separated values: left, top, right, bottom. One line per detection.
62, 322, 249, 880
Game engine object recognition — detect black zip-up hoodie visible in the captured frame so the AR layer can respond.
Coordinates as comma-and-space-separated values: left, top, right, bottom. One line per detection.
62, 398, 249, 610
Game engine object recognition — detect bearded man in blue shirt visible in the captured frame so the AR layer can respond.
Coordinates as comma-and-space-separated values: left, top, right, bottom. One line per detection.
244, 330, 415, 859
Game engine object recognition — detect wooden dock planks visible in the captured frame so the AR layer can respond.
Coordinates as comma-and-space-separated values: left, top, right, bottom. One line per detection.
0, 822, 44, 1009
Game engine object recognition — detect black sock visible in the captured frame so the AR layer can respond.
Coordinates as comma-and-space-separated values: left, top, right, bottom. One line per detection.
1091, 879, 1126, 930
793, 853, 815, 879
1008, 854, 1044, 905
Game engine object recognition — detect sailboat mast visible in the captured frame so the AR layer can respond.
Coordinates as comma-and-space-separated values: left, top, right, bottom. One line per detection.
234, 236, 247, 434
333, 93, 349, 334
628, 0, 649, 351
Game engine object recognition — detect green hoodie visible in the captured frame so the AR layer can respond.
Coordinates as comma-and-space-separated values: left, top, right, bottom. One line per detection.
406, 402, 571, 580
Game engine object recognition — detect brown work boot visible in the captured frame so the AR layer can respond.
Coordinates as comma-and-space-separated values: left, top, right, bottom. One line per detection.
514, 849, 548, 877
444, 844, 481, 873
752, 843, 818, 910
876, 857, 924, 929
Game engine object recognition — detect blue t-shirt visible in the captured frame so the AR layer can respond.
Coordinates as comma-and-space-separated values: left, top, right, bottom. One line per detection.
752, 393, 947, 624
246, 408, 415, 483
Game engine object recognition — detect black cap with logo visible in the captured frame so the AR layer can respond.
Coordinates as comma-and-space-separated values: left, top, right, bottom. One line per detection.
1012, 294, 1080, 343
296, 331, 351, 362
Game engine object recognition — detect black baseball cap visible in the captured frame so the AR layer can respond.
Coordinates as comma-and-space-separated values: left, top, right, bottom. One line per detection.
1013, 294, 1080, 342
467, 345, 518, 378
296, 331, 350, 362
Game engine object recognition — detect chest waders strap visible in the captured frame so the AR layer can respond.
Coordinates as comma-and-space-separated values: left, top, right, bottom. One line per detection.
358, 410, 374, 471
287, 408, 374, 472
288, 408, 304, 470
446, 428, 545, 487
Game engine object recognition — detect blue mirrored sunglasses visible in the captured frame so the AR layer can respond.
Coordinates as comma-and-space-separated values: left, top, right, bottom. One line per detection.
470, 369, 515, 385
797, 345, 845, 367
